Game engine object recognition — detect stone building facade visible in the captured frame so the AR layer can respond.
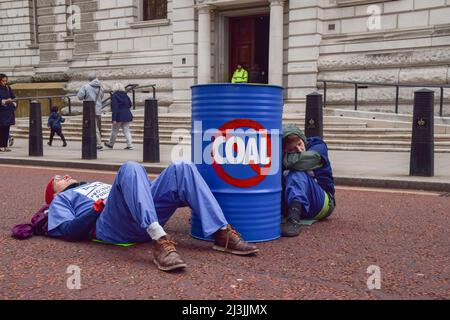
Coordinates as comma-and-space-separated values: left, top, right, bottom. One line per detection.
1, 0, 450, 114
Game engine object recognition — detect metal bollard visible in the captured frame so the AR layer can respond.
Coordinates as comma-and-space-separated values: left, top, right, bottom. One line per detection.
29, 100, 43, 156
82, 100, 97, 160
143, 98, 160, 162
410, 89, 434, 177
304, 92, 323, 138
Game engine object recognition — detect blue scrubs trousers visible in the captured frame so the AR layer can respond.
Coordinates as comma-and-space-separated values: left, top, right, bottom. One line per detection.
95, 161, 228, 244
285, 171, 328, 220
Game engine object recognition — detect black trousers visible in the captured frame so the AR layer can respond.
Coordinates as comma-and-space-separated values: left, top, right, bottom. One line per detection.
49, 127, 66, 144
0, 125, 10, 148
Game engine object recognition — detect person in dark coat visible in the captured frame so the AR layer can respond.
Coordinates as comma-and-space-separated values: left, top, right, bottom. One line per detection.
0, 74, 16, 152
104, 83, 134, 150
47, 106, 67, 147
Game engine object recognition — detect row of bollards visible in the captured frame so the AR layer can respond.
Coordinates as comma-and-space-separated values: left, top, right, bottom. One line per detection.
29, 101, 43, 157
410, 89, 434, 177
28, 90, 436, 177
82, 101, 97, 159
304, 89, 435, 177
28, 98, 161, 163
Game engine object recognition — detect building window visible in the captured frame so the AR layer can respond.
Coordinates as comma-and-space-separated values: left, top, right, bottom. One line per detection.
142, 0, 167, 21
66, 0, 74, 37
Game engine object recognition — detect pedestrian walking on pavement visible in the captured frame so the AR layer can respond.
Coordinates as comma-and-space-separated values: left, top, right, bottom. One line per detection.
77, 72, 104, 150
104, 83, 134, 150
12, 161, 259, 272
47, 106, 67, 147
281, 124, 336, 237
0, 73, 17, 152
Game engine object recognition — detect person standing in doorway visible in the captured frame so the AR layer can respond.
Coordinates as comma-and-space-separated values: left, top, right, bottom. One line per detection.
231, 63, 249, 84
104, 83, 134, 150
77, 72, 104, 150
249, 64, 263, 84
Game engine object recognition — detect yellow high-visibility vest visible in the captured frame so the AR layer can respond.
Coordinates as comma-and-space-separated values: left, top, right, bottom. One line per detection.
231, 68, 249, 83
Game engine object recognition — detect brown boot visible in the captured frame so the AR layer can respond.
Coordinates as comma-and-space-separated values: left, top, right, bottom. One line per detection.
152, 236, 187, 271
213, 225, 259, 256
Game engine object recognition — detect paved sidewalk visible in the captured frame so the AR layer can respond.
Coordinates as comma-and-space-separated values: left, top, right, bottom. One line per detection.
1, 138, 449, 192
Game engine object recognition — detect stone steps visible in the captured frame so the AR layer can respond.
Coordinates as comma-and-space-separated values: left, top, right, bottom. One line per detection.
9, 133, 450, 153
11, 113, 450, 152
13, 122, 370, 133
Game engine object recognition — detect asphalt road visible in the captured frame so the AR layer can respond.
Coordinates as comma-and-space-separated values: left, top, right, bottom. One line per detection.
0, 164, 449, 300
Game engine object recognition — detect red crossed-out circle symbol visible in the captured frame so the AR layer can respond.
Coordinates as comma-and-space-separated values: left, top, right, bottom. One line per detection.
211, 119, 272, 188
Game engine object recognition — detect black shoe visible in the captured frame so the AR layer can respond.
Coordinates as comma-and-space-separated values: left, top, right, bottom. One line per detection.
97, 145, 103, 150
63, 142, 67, 147
47, 142, 52, 146
281, 202, 303, 237
104, 142, 113, 149
8, 136, 14, 147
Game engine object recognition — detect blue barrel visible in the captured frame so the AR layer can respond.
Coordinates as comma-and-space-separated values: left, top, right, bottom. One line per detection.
190, 83, 283, 242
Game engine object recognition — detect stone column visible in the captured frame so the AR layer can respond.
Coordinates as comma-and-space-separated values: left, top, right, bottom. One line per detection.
170, 1, 197, 112
197, 5, 213, 84
285, 0, 323, 113
268, 0, 285, 86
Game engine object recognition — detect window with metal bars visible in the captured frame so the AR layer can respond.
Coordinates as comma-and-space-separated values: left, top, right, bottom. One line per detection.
142, 0, 167, 21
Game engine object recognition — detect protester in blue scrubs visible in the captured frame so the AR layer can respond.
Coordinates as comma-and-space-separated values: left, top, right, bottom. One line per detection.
281, 124, 336, 237
44, 161, 259, 272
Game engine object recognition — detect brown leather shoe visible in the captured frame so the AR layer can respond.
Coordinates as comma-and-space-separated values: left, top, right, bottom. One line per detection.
213, 225, 259, 256
152, 236, 187, 271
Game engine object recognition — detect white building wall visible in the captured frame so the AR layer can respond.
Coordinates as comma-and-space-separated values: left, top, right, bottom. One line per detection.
1, 0, 449, 114
170, 0, 197, 113
0, 0, 39, 78
65, 0, 175, 112
317, 0, 450, 113
285, 0, 323, 112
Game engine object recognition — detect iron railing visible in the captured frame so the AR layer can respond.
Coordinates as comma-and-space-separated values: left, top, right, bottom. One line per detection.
14, 83, 156, 115
317, 79, 450, 117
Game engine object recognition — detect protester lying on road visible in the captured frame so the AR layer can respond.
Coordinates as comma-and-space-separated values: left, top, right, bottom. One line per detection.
12, 161, 259, 272
281, 124, 336, 237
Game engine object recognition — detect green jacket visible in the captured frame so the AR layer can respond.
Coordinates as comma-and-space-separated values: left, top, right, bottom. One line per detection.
231, 68, 248, 83
282, 123, 323, 171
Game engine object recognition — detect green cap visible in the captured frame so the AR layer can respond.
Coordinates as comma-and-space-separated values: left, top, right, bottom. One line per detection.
282, 123, 307, 144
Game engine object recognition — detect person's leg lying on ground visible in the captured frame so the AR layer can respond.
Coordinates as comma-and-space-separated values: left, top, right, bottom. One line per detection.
283, 171, 327, 237
150, 161, 258, 256
96, 161, 186, 271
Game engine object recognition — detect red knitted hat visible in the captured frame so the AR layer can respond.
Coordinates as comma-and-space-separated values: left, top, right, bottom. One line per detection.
45, 178, 55, 204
